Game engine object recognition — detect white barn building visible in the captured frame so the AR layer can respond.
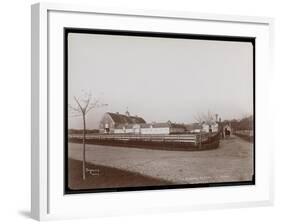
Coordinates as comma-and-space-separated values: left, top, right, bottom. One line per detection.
99, 111, 185, 135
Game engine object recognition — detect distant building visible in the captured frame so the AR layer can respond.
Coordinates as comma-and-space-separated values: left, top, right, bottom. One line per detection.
187, 121, 219, 134
99, 111, 185, 134
202, 121, 219, 133
114, 121, 185, 135
185, 123, 201, 133
99, 111, 146, 134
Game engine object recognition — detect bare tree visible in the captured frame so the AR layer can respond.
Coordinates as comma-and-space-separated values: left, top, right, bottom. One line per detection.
193, 112, 205, 126
69, 91, 108, 180
202, 110, 215, 125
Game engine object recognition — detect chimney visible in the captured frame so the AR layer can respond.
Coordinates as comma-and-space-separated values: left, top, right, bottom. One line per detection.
125, 110, 130, 117
215, 114, 218, 122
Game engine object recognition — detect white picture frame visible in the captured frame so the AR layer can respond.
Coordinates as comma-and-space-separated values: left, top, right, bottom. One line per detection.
31, 2, 274, 221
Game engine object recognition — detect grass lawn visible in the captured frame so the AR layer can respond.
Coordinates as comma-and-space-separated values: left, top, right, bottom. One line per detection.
68, 159, 173, 190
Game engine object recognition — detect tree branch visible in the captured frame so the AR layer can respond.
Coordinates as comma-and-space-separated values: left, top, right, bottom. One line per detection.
74, 96, 84, 113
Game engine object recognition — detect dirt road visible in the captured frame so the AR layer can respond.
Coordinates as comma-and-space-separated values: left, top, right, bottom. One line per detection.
68, 135, 254, 184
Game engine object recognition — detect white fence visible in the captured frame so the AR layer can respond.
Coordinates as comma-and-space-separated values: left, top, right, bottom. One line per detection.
68, 133, 210, 145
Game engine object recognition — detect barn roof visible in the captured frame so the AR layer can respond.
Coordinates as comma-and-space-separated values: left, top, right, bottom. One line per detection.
107, 112, 146, 124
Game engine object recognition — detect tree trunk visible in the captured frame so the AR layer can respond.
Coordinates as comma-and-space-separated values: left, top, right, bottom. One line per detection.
82, 113, 86, 180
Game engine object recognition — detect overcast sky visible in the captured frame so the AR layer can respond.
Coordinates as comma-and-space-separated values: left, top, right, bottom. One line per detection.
68, 32, 253, 129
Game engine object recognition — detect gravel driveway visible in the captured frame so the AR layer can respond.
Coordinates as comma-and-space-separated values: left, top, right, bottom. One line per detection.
68, 135, 254, 184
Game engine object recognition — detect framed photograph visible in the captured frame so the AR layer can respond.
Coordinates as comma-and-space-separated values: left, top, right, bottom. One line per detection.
31, 2, 274, 221
65, 28, 255, 194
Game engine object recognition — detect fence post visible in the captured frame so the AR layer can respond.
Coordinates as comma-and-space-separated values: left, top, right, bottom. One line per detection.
199, 131, 202, 149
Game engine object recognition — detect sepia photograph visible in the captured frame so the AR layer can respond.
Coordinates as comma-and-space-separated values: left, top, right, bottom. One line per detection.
65, 28, 255, 193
